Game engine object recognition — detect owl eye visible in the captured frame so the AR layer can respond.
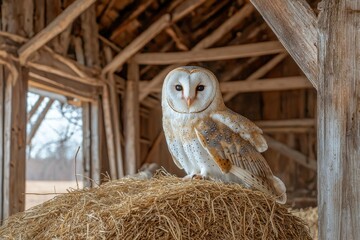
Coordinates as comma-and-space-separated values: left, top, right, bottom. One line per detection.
175, 85, 183, 91
196, 85, 205, 91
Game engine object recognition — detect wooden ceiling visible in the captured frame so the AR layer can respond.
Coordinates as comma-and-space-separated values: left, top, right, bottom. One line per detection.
94, 0, 318, 109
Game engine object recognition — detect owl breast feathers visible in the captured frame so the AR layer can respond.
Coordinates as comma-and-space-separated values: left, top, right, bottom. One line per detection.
162, 66, 286, 204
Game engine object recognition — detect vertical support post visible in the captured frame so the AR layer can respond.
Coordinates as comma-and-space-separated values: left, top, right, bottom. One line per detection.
0, 64, 28, 221
124, 60, 140, 175
81, 101, 101, 186
1, 0, 29, 222
80, 4, 104, 185
103, 46, 124, 178
318, 1, 360, 238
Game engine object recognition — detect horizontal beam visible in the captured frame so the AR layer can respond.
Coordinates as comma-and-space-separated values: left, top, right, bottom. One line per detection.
255, 118, 315, 128
220, 76, 313, 93
18, 0, 96, 64
264, 135, 317, 171
29, 71, 99, 102
28, 87, 67, 103
138, 4, 254, 101
140, 76, 313, 93
250, 0, 318, 89
133, 41, 285, 64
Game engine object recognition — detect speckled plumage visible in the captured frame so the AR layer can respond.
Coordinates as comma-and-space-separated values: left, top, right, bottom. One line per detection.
162, 66, 286, 203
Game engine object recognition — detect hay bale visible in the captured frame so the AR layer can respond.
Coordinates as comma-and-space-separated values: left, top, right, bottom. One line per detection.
0, 174, 311, 239
292, 207, 318, 240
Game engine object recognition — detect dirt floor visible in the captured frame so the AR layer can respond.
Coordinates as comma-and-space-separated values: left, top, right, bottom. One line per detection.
25, 181, 83, 209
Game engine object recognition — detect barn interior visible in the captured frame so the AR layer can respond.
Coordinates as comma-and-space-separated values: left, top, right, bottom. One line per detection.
1, 0, 321, 223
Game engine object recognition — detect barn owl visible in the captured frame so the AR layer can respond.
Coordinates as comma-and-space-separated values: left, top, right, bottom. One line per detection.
161, 66, 286, 204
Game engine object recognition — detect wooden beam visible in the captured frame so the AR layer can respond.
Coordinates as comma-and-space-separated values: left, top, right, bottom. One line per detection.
27, 96, 45, 121
102, 0, 206, 75
223, 53, 287, 102
28, 88, 67, 103
139, 4, 254, 101
103, 46, 124, 178
220, 76, 313, 92
18, 0, 96, 64
250, 0, 318, 89
133, 41, 285, 65
264, 135, 317, 171
110, 0, 157, 40
27, 99, 54, 145
124, 61, 141, 175
140, 76, 313, 93
317, 1, 360, 238
101, 85, 118, 179
1, 64, 28, 221
255, 119, 315, 128
28, 71, 99, 101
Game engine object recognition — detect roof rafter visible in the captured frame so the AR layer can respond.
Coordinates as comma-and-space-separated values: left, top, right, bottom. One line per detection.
102, 0, 207, 75
18, 0, 96, 64
250, 0, 318, 89
139, 3, 255, 101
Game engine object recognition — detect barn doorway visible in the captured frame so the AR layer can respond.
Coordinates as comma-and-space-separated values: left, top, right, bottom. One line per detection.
25, 91, 83, 209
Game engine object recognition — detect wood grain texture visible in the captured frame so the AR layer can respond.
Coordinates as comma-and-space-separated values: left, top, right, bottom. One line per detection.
139, 4, 254, 101
124, 61, 140, 175
265, 135, 316, 171
250, 0, 318, 89
133, 41, 285, 64
102, 0, 206, 75
139, 76, 312, 93
18, 0, 96, 64
317, 0, 360, 238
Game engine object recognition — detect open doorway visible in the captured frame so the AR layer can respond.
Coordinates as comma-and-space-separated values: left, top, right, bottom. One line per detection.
26, 91, 83, 209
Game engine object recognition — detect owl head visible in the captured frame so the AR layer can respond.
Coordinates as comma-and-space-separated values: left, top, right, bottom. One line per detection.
162, 66, 224, 114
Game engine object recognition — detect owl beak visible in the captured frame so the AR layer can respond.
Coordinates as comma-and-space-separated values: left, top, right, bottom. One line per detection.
186, 97, 194, 107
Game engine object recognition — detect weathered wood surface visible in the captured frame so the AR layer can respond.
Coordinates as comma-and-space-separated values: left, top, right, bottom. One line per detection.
264, 135, 316, 171
18, 0, 96, 64
101, 46, 125, 179
124, 61, 141, 175
250, 0, 318, 89
223, 53, 288, 102
140, 76, 312, 93
1, 65, 28, 220
0, 0, 28, 222
133, 41, 285, 64
317, 1, 360, 238
139, 4, 254, 101
102, 0, 206, 75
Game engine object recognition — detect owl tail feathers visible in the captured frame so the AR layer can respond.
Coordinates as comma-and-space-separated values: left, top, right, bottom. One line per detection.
230, 166, 287, 204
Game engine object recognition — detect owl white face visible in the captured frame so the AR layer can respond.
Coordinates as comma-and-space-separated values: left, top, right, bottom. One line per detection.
163, 67, 218, 113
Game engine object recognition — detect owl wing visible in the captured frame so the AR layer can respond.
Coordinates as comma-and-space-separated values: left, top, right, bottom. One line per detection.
162, 118, 183, 169
210, 109, 268, 152
194, 117, 286, 204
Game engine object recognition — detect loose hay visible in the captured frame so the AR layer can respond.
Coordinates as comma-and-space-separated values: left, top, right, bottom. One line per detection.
0, 173, 311, 240
292, 207, 318, 240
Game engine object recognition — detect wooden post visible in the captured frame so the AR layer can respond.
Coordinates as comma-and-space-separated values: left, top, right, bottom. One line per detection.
104, 46, 124, 178
79, 4, 104, 185
0, 64, 28, 221
0, 0, 29, 222
318, 1, 360, 238
124, 60, 140, 175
